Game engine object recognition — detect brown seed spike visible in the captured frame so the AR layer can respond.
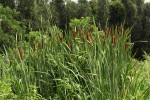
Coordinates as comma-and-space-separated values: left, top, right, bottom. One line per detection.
124, 42, 129, 51
90, 27, 93, 33
72, 30, 77, 38
79, 29, 83, 38
90, 29, 93, 40
18, 47, 23, 60
86, 32, 90, 44
9, 57, 12, 65
58, 33, 63, 43
104, 27, 108, 36
33, 43, 36, 51
40, 41, 43, 49
110, 31, 114, 36
113, 37, 116, 47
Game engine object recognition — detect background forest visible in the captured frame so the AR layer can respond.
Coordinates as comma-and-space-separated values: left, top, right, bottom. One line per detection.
0, 0, 150, 99
0, 0, 150, 58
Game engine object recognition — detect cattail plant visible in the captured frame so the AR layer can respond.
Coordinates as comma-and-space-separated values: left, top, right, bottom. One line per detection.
72, 30, 77, 38
86, 32, 91, 43
89, 27, 93, 40
9, 57, 12, 66
18, 47, 23, 60
33, 43, 36, 52
58, 33, 63, 43
112, 36, 117, 47
1, 17, 149, 100
79, 29, 84, 41
40, 38, 43, 49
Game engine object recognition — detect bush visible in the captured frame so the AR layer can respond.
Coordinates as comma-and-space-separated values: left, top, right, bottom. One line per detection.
0, 5, 26, 52
109, 1, 125, 26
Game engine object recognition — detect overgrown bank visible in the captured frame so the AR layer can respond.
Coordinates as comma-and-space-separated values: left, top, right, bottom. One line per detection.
0, 17, 149, 99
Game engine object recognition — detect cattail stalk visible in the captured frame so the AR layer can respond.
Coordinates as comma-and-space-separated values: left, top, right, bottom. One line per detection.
58, 33, 63, 42
40, 38, 43, 49
18, 47, 23, 60
33, 43, 36, 51
79, 29, 84, 41
124, 42, 129, 51
113, 37, 116, 47
9, 57, 12, 65
86, 32, 90, 44
90, 27, 93, 40
112, 36, 116, 47
72, 30, 77, 38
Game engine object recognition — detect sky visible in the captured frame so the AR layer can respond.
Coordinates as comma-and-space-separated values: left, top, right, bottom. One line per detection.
72, 0, 150, 3
145, 0, 150, 2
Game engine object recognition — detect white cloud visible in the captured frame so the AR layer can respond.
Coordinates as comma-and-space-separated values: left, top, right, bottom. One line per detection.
145, 0, 150, 3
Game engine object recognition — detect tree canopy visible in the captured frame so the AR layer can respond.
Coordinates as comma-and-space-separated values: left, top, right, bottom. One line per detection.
0, 0, 150, 58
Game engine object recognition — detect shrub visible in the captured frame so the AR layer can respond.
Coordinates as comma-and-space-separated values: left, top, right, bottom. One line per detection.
0, 5, 26, 53
109, 1, 125, 26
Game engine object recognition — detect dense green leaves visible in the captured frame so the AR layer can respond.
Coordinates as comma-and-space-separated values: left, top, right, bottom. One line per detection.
0, 0, 15, 9
0, 17, 149, 99
51, 0, 66, 30
142, 3, 150, 53
0, 5, 25, 52
0, 1, 150, 99
109, 1, 125, 26
96, 0, 109, 29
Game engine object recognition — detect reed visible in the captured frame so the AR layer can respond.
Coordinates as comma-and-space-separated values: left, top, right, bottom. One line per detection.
0, 20, 149, 99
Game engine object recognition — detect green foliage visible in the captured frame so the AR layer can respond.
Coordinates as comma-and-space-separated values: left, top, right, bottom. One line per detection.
96, 0, 109, 29
0, 54, 16, 99
69, 17, 91, 30
77, 0, 91, 18
89, 0, 97, 16
0, 18, 149, 99
142, 3, 150, 53
17, 0, 34, 19
51, 0, 66, 30
0, 5, 25, 52
69, 17, 99, 35
65, 0, 78, 28
0, 0, 150, 99
132, 0, 144, 40
32, 3, 52, 31
109, 1, 125, 25
0, 0, 15, 9
121, 0, 137, 27
0, 77, 15, 99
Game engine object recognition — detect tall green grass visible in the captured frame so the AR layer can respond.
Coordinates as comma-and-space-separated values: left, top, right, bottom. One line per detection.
0, 23, 149, 99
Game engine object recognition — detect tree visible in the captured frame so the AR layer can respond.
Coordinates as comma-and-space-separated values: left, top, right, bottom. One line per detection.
77, 0, 91, 18
142, 3, 150, 53
89, 0, 97, 17
51, 0, 66, 30
121, 0, 137, 28
131, 0, 144, 59
65, 0, 78, 29
109, 1, 125, 26
132, 0, 144, 40
0, 5, 25, 52
0, 0, 15, 9
31, 0, 52, 31
96, 0, 109, 29
17, 0, 52, 31
17, 0, 35, 19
